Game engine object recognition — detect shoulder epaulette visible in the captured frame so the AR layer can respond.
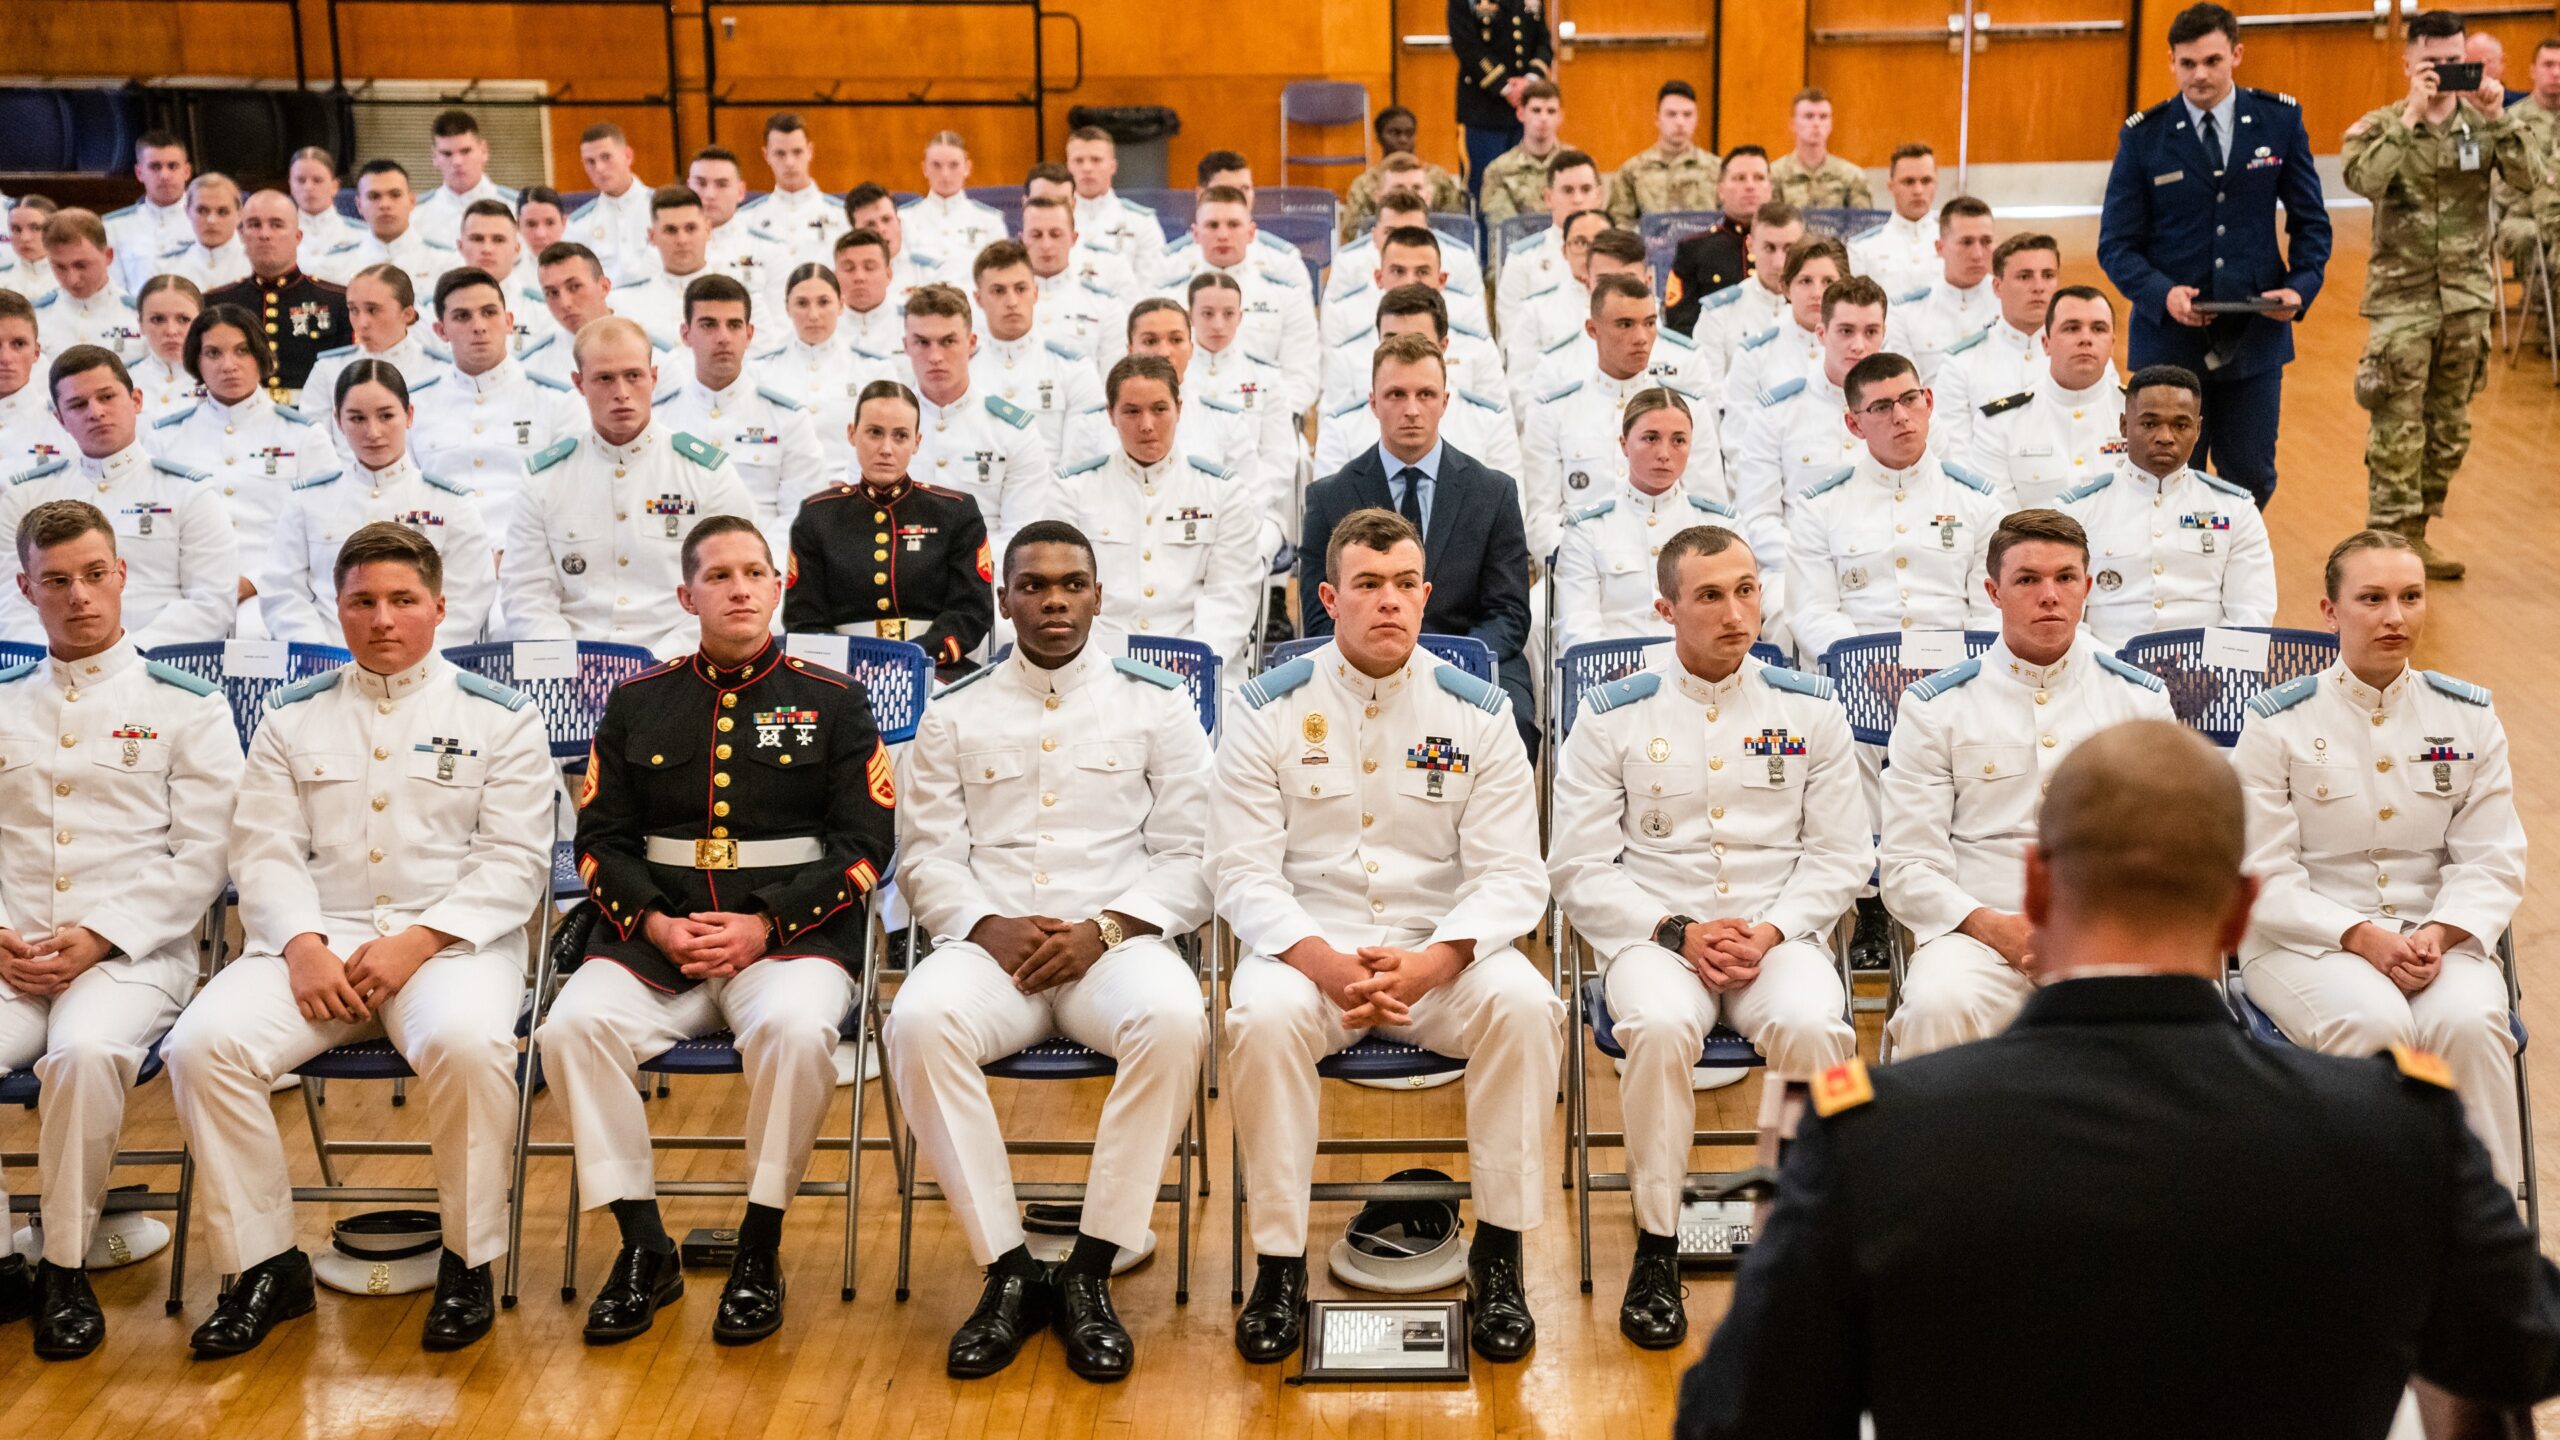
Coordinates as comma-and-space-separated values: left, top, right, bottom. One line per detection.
1896, 284, 1931, 305
984, 394, 1033, 429
142, 659, 219, 698
422, 238, 457, 254
1701, 285, 1744, 311
7, 457, 66, 486
1798, 465, 1855, 500
738, 193, 770, 212
1339, 321, 1378, 345
1759, 664, 1836, 700
2094, 652, 2166, 692
1078, 277, 1116, 299
2423, 671, 2491, 706
1979, 390, 2031, 418
1539, 379, 1585, 405
421, 473, 471, 497
1058, 453, 1108, 479
1240, 656, 1314, 710
274, 405, 318, 427
1739, 325, 1779, 352
1043, 338, 1086, 363
1688, 494, 1737, 518
527, 437, 576, 475
2056, 474, 2113, 505
2257, 87, 2299, 108
1185, 454, 1233, 481
651, 383, 681, 406
152, 404, 197, 429
1584, 670, 1659, 714
754, 385, 801, 412
2194, 471, 2252, 500
1567, 500, 1614, 525
527, 368, 570, 392
1941, 460, 1995, 496
933, 664, 996, 699
315, 343, 356, 360
1539, 329, 1578, 356
568, 198, 599, 221
102, 203, 140, 222
264, 669, 343, 710
2390, 1043, 2455, 1089
456, 669, 531, 711
1810, 1058, 1874, 1116
289, 469, 341, 492
2244, 672, 2319, 719
323, 240, 362, 257
159, 240, 189, 259
149, 458, 210, 483
1325, 395, 1367, 421
1111, 656, 1183, 690
1521, 280, 1560, 305
1434, 663, 1505, 713
647, 331, 676, 353
1908, 657, 1980, 702
30, 291, 58, 310
1199, 394, 1241, 415
621, 658, 688, 687
408, 373, 444, 396
1946, 328, 1988, 355
1760, 376, 1805, 407
1450, 319, 1490, 342
0, 660, 37, 684
671, 432, 726, 469
1457, 388, 1506, 413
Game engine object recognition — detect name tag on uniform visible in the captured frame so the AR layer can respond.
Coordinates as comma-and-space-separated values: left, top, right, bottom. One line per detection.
2459, 137, 2482, 172
2153, 170, 2184, 186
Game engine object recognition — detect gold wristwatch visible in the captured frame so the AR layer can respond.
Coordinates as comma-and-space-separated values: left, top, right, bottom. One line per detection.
1092, 913, 1124, 949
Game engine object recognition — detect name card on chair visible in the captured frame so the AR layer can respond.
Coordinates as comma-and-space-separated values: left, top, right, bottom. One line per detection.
785, 633, 851, 670
2202, 627, 2271, 674
512, 639, 579, 680
1900, 629, 1965, 671
222, 638, 288, 679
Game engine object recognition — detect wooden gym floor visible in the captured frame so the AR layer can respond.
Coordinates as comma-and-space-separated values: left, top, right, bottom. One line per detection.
5, 212, 2560, 1438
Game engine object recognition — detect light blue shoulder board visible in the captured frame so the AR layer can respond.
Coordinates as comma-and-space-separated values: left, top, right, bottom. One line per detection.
1111, 657, 1182, 690
0, 661, 33, 684
1739, 326, 1779, 352
2095, 652, 2166, 692
1567, 500, 1614, 525
2195, 471, 2253, 501
1797, 466, 1855, 501
1458, 388, 1506, 413
1538, 379, 1584, 405
144, 660, 218, 697
671, 432, 726, 469
1241, 656, 1314, 710
421, 473, 471, 497
1760, 376, 1805, 407
1895, 284, 1931, 306
152, 404, 197, 429
290, 469, 342, 492
1584, 670, 1659, 715
1701, 285, 1743, 311
150, 458, 211, 483
527, 368, 570, 392
1057, 453, 1108, 479
1941, 460, 1995, 496
2423, 671, 2491, 706
455, 670, 532, 711
7, 458, 66, 486
265, 669, 343, 710
2245, 672, 2319, 719
2057, 474, 2113, 505
1325, 395, 1367, 421
527, 438, 577, 475
1908, 658, 1980, 702
1186, 454, 1233, 480
1434, 663, 1506, 713
754, 385, 802, 412
1199, 394, 1242, 415
1946, 327, 1989, 355
275, 406, 317, 427
1688, 494, 1736, 518
1759, 665, 1835, 701
1043, 339, 1086, 363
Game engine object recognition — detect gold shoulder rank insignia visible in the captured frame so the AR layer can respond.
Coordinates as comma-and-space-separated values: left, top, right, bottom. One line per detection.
867, 737, 897, 808
576, 740, 601, 809
2390, 1043, 2454, 1090
1811, 1057, 1874, 1116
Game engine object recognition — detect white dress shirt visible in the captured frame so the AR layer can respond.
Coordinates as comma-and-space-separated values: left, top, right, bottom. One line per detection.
406, 354, 585, 542
1966, 372, 2127, 509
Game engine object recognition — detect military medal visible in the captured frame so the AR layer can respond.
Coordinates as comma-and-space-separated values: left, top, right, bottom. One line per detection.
2434, 763, 2451, 793
515, 418, 533, 445
1841, 566, 1867, 592
1646, 736, 1669, 763
562, 553, 586, 574
975, 449, 996, 485
1038, 379, 1054, 410
1743, 728, 1806, 786
1567, 469, 1590, 491
1934, 514, 1958, 549
646, 493, 695, 538
1303, 712, 1328, 746
2417, 740, 2469, 794
2095, 568, 2122, 591
415, 735, 475, 781
1640, 809, 1671, 838
1406, 735, 1467, 797
111, 722, 154, 768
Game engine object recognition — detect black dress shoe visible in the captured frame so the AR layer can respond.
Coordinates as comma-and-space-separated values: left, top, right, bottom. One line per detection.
422, 1251, 495, 1351
1233, 1258, 1306, 1364
32, 1260, 104, 1359
947, 1266, 1051, 1378
711, 1244, 785, 1345
190, 1249, 316, 1358
1618, 1251, 1687, 1350
1467, 1251, 1536, 1362
583, 1243, 683, 1344
0, 1256, 30, 1326
1849, 896, 1893, 972
1053, 1271, 1133, 1382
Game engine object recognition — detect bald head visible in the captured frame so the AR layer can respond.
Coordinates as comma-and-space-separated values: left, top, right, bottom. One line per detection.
2025, 719, 2253, 976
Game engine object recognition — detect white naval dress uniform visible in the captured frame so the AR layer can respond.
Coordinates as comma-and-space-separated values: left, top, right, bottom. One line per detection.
1314, 388, 1520, 504
740, 185, 850, 270
1188, 344, 1302, 549
309, 228, 456, 296
0, 443, 240, 647
1143, 255, 1320, 415
497, 421, 757, 657
1499, 275, 1595, 388
1322, 272, 1490, 351
1517, 327, 1714, 423
970, 332, 1103, 458
1494, 229, 1566, 340
1882, 276, 1994, 385
152, 237, 250, 293
886, 250, 948, 309
1550, 485, 1739, 657
1054, 449, 1263, 666
294, 207, 361, 277
1878, 634, 2176, 1055
164, 655, 553, 1272
299, 335, 449, 454
899, 193, 1008, 271
1847, 212, 1940, 298
601, 258, 717, 347
1731, 372, 1861, 582
32, 288, 142, 363
1032, 269, 1132, 360
2234, 664, 2528, 1185
406, 355, 585, 544
131, 356, 199, 426
566, 186, 656, 278
2059, 463, 2276, 649
1212, 645, 1564, 1258
653, 372, 829, 553
1928, 318, 2050, 459
146, 390, 322, 561
1320, 319, 1507, 419
410, 178, 521, 251
520, 326, 694, 394
837, 299, 909, 361
1782, 453, 2003, 664
704, 217, 792, 314
751, 334, 902, 487
1324, 235, 1482, 307
914, 386, 1059, 555
1074, 191, 1169, 278
105, 199, 191, 299
0, 385, 75, 473
884, 646, 1213, 1264
507, 284, 565, 361
1966, 373, 2126, 509
258, 454, 497, 649
1522, 367, 1726, 564
1689, 278, 1785, 394
0, 641, 238, 1269
1721, 319, 1822, 422
1547, 652, 1864, 1235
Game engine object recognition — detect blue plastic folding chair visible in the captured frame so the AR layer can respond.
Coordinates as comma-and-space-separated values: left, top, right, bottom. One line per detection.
142, 641, 351, 747
1278, 82, 1369, 187
1, 1036, 193, 1313
1264, 632, 1495, 682
443, 640, 658, 903
2113, 627, 2338, 747
1492, 212, 1552, 275
1637, 210, 1724, 298
0, 640, 42, 667
1803, 207, 1892, 243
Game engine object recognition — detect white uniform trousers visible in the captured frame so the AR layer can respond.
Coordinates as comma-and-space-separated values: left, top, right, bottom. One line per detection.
1603, 941, 1854, 1237
535, 955, 851, 1211
1883, 932, 2033, 1059
165, 948, 524, 1273
2243, 949, 2522, 1187
883, 936, 1205, 1265
0, 968, 181, 1268
1224, 947, 1564, 1258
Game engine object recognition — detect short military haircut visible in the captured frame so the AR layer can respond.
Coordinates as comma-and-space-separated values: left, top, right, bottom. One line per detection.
1992, 231, 2060, 276
1657, 79, 1698, 105
357, 157, 410, 185
334, 518, 445, 595
1379, 152, 1429, 176
1986, 508, 2089, 580
1373, 104, 1417, 142
1022, 161, 1071, 191
1751, 200, 1802, 234
570, 314, 649, 369
432, 265, 507, 318
135, 129, 186, 156
1377, 188, 1430, 219
650, 183, 703, 218
689, 144, 743, 172
1889, 141, 1935, 168
1588, 271, 1653, 317
1325, 507, 1422, 582
1196, 150, 1248, 185
842, 182, 892, 216
2124, 362, 2203, 408
2043, 718, 2248, 925
1379, 224, 1441, 262
1370, 329, 1446, 382
764, 110, 806, 137
972, 238, 1032, 280
537, 241, 605, 278
1124, 296, 1185, 340
1376, 282, 1449, 337
1197, 183, 1250, 212
1067, 125, 1112, 147
1588, 228, 1648, 266
461, 196, 515, 225
430, 109, 481, 140
1780, 235, 1849, 287
1622, 385, 1692, 439
1186, 270, 1243, 303
679, 513, 770, 580
834, 226, 889, 260
1841, 350, 1918, 408
2405, 9, 2465, 43
1822, 274, 1890, 325
1792, 86, 1830, 107
2539, 35, 2560, 61
1105, 353, 1180, 408
853, 378, 918, 428
682, 272, 753, 323
2323, 527, 2421, 599
1546, 148, 1599, 182
0, 289, 37, 334
351, 262, 415, 311
1520, 78, 1562, 106
1723, 143, 1769, 166
47, 345, 132, 400
42, 208, 107, 251
1022, 194, 1073, 220
184, 304, 276, 382
1940, 194, 1994, 225
903, 282, 971, 323
579, 122, 627, 146
1654, 522, 1746, 601
16, 499, 113, 568
1003, 518, 1095, 579
2166, 3, 2241, 48
2045, 283, 2113, 330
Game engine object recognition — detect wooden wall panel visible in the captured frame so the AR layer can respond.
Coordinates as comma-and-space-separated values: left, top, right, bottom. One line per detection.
1716, 0, 1808, 153
1806, 0, 2134, 169
1390, 0, 1467, 176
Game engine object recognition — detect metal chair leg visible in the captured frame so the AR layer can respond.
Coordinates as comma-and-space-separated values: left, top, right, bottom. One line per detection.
1229, 1116, 1246, 1304
503, 1042, 539, 1309
1174, 1092, 1195, 1306
561, 1164, 580, 1303
1572, 938, 1595, 1295
166, 1147, 194, 1315
1205, 918, 1225, 1098
299, 1075, 342, 1186
893, 1123, 918, 1302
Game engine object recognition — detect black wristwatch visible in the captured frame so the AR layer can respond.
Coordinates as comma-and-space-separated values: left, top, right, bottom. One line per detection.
1653, 914, 1698, 952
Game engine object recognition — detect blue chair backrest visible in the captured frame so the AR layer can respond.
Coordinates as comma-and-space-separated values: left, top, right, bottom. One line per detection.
1803, 207, 1891, 242
1257, 185, 1345, 221
441, 640, 657, 761
1492, 212, 1551, 272
1426, 211, 1478, 253
1818, 631, 2000, 745
556, 189, 599, 212
0, 640, 42, 668
2114, 626, 2339, 747
1264, 633, 1493, 683
1123, 187, 1193, 242
1553, 636, 1789, 741
1280, 81, 1368, 129
1639, 209, 1723, 296
1256, 213, 1335, 291
963, 185, 1026, 235
145, 641, 351, 747
1122, 635, 1220, 734
837, 637, 933, 743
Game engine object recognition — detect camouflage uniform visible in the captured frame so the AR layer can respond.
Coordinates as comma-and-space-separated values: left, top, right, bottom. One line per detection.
1604, 144, 1721, 229
1769, 154, 1873, 211
2493, 98, 2560, 273
1480, 143, 1567, 227
1340, 162, 1471, 241
2342, 98, 2539, 539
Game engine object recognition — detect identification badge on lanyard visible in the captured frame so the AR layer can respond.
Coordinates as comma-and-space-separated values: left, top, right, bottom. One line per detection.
2458, 133, 2482, 172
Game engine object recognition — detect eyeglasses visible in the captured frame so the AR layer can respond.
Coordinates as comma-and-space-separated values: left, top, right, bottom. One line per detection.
1856, 388, 1931, 419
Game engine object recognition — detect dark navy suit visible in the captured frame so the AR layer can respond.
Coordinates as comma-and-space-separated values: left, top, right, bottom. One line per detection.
2100, 86, 2332, 508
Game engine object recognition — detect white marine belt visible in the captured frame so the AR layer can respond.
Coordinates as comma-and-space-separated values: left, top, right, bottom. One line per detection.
645, 836, 825, 870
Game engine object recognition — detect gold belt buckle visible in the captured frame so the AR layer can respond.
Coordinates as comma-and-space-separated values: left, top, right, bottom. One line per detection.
873, 618, 908, 640
695, 838, 738, 869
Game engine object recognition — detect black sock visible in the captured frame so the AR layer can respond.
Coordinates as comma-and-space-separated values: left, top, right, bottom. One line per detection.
1470, 1222, 1521, 1264
1255, 1252, 1306, 1275
990, 1244, 1043, 1280
737, 1202, 785, 1251
1062, 1232, 1118, 1280
611, 1198, 674, 1255
1635, 1229, 1679, 1259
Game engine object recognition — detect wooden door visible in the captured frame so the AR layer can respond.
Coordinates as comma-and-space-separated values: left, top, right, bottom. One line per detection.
2132, 0, 2425, 155
1806, 0, 2136, 172
1391, 0, 1717, 180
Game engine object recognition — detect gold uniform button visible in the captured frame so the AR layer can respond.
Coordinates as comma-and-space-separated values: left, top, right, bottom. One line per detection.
1044, 695, 1060, 710
1143, 585, 1155, 598
368, 849, 384, 863
1362, 758, 1377, 773
1984, 763, 1999, 775
1707, 757, 1723, 771
1034, 872, 1049, 885
875, 598, 891, 612
722, 695, 737, 709
716, 744, 732, 759
874, 572, 887, 584
2315, 784, 2329, 798
53, 783, 69, 797
650, 753, 664, 765
1710, 806, 1724, 820
58, 734, 73, 748
2381, 903, 2398, 916
54, 876, 69, 891
711, 826, 729, 839
377, 700, 393, 715
1364, 860, 1380, 873
1363, 704, 1378, 719
714, 773, 731, 788
717, 717, 734, 732
1041, 791, 1056, 806
374, 746, 389, 760
1716, 880, 1731, 895
374, 894, 391, 906
1041, 737, 1056, 751
2376, 759, 2392, 773
53, 830, 70, 845
1361, 811, 1374, 827
874, 550, 888, 562
2378, 807, 2394, 821
372, 795, 387, 811
713, 801, 730, 816
2040, 735, 2056, 748
1893, 556, 1908, 570
1370, 899, 1385, 913
778, 754, 792, 765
